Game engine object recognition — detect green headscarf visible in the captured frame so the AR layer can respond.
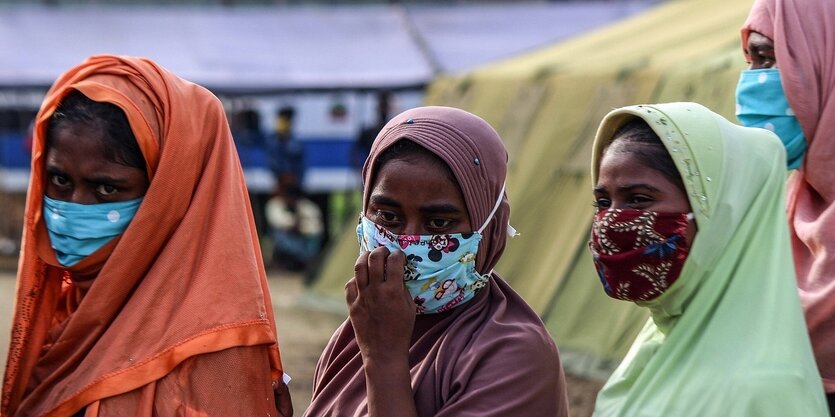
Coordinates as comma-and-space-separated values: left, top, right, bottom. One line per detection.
590, 103, 827, 416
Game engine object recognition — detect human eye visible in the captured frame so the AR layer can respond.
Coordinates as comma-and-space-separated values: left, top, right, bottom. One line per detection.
627, 194, 653, 207
373, 210, 400, 226
756, 52, 775, 68
50, 174, 71, 188
427, 218, 454, 232
96, 184, 118, 197
748, 48, 776, 69
593, 198, 611, 211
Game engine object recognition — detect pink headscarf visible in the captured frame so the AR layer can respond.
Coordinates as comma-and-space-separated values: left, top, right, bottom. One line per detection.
743, 0, 835, 393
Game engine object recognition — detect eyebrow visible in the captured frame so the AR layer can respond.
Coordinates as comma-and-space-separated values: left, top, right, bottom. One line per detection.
419, 203, 463, 215
84, 175, 131, 185
747, 40, 773, 53
368, 194, 464, 214
594, 183, 663, 194
369, 195, 401, 208
44, 166, 131, 186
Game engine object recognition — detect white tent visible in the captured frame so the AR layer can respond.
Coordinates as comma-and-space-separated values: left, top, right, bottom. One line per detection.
0, 2, 654, 93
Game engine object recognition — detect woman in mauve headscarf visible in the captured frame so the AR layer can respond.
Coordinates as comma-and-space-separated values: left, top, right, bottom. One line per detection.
304, 106, 569, 417
1, 55, 290, 416
736, 0, 835, 408
589, 102, 827, 416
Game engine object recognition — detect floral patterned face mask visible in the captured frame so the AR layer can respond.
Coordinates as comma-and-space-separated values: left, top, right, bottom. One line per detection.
588, 209, 692, 302
356, 185, 508, 314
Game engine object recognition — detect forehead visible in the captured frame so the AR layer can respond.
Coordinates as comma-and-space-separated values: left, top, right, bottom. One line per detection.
597, 144, 675, 189
370, 155, 465, 204
372, 149, 458, 189
747, 31, 773, 48
47, 122, 107, 155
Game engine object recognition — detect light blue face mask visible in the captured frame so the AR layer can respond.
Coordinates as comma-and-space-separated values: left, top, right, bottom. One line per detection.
736, 68, 806, 169
43, 196, 143, 267
357, 184, 509, 314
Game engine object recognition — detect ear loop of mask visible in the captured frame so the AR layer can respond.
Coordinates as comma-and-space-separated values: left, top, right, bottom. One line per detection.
475, 183, 513, 281
477, 183, 518, 238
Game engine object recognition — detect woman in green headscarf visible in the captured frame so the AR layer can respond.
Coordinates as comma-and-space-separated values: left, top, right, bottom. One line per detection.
587, 102, 827, 416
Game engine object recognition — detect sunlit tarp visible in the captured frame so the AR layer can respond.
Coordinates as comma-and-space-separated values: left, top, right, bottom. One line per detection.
312, 0, 754, 379
0, 2, 653, 93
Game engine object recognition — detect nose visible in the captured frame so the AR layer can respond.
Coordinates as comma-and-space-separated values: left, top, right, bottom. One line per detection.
401, 221, 423, 236
607, 200, 625, 210
70, 188, 97, 205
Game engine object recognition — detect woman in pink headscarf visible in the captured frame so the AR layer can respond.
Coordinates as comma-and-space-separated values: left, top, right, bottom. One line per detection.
737, 0, 835, 411
304, 106, 569, 417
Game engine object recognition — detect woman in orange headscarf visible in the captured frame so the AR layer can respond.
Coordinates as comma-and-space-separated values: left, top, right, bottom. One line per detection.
1, 55, 290, 416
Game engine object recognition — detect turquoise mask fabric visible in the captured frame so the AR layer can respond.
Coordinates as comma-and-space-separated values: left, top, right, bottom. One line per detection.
355, 184, 506, 314
43, 196, 143, 266
356, 217, 488, 314
736, 68, 806, 169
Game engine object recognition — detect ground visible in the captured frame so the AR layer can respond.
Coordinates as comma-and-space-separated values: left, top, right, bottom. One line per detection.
0, 267, 602, 416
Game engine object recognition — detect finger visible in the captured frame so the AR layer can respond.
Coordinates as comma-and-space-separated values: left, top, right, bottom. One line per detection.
384, 249, 406, 285
273, 381, 294, 417
345, 278, 359, 306
354, 252, 370, 289
367, 246, 391, 285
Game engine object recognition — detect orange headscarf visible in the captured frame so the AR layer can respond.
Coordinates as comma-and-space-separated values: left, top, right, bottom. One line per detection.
2, 55, 284, 416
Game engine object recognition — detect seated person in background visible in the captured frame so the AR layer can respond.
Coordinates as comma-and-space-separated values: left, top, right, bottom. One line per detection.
305, 106, 569, 417
266, 178, 324, 271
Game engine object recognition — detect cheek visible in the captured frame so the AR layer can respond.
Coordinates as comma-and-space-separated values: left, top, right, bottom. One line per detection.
685, 221, 697, 247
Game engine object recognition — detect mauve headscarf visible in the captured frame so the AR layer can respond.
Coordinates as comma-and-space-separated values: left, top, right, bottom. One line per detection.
305, 106, 569, 417
742, 0, 835, 393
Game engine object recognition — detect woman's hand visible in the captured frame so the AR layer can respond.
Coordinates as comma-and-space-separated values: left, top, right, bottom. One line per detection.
345, 246, 418, 417
273, 380, 293, 417
345, 246, 415, 361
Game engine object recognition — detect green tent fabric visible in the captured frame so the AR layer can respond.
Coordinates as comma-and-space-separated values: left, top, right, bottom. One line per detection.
309, 0, 756, 378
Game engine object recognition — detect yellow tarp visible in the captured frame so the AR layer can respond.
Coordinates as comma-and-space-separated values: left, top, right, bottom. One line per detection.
310, 0, 754, 378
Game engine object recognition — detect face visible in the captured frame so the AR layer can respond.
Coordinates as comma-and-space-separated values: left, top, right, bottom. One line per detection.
745, 31, 776, 70
365, 154, 471, 236
594, 142, 696, 243
45, 123, 149, 204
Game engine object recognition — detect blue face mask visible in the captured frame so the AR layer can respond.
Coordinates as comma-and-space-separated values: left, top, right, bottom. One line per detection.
736, 68, 806, 169
43, 196, 143, 267
356, 184, 508, 314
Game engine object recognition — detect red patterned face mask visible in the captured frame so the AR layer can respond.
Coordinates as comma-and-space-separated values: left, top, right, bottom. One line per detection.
588, 209, 692, 302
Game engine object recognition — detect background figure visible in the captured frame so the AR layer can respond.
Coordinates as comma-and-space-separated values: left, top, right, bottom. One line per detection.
266, 178, 324, 272
266, 105, 332, 263
232, 109, 266, 147
231, 108, 270, 238
268, 106, 304, 188
351, 90, 390, 172
738, 0, 835, 409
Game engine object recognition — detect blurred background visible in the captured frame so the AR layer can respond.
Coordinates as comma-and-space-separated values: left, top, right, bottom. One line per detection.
0, 0, 752, 415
